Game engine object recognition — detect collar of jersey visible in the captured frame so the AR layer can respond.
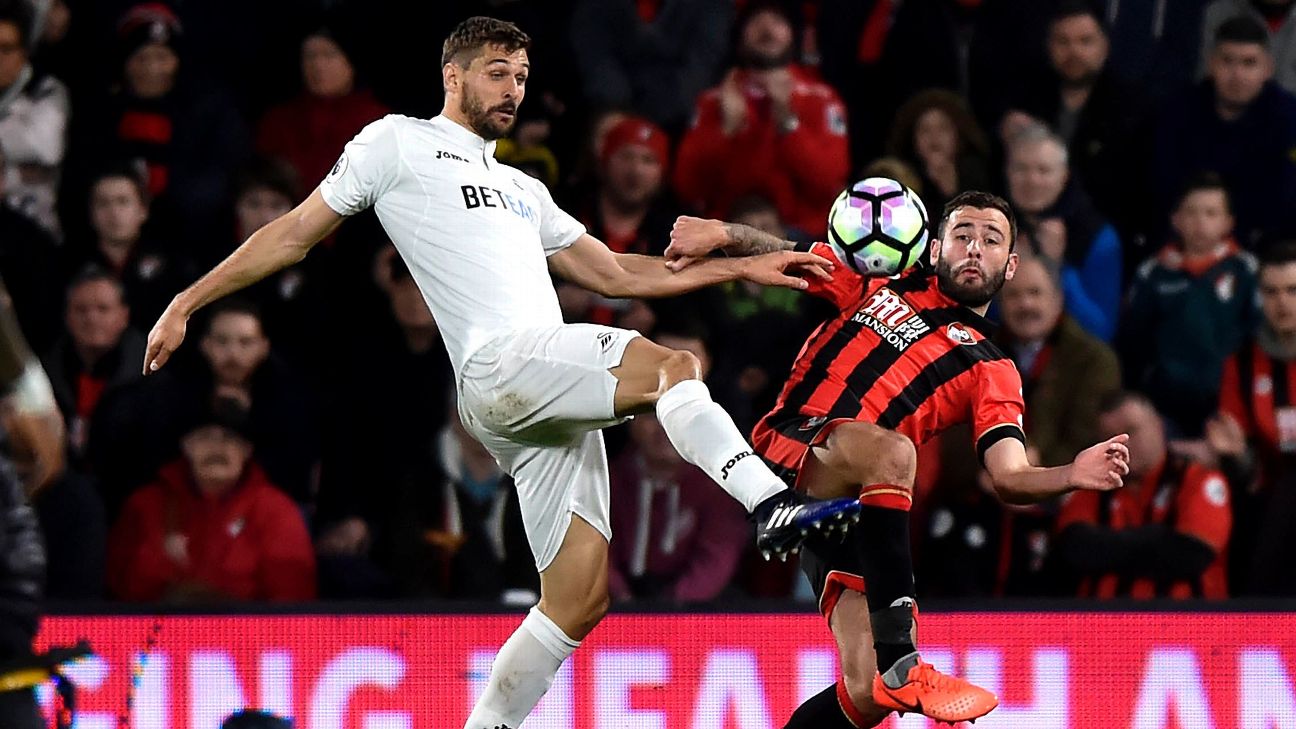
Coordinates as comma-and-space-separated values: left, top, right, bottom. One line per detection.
431, 115, 499, 161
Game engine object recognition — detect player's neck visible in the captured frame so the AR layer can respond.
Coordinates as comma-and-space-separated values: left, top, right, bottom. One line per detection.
440, 104, 483, 140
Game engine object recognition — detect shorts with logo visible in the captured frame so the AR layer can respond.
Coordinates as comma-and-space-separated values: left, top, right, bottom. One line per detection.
756, 414, 869, 619
457, 323, 641, 571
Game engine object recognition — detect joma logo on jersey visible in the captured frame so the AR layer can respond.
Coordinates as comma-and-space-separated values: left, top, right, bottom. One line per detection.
851, 288, 930, 351
436, 149, 468, 163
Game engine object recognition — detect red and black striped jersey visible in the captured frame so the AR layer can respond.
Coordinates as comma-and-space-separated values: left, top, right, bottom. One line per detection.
1219, 338, 1296, 485
755, 242, 1026, 462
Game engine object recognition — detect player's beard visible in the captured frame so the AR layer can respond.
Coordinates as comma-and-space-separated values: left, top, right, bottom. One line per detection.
935, 256, 1009, 308
459, 85, 517, 141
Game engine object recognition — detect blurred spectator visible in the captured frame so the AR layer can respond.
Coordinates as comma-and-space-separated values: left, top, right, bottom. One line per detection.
885, 89, 992, 214
562, 115, 675, 330
1103, 0, 1211, 99
1120, 175, 1259, 436
1199, 0, 1296, 94
0, 0, 69, 237
674, 0, 847, 237
107, 398, 316, 602
861, 156, 924, 195
221, 711, 292, 729
879, 0, 1054, 134
0, 144, 61, 353
999, 256, 1121, 467
569, 0, 732, 132
370, 416, 537, 601
816, 0, 900, 165
33, 470, 107, 599
316, 252, 452, 556
1056, 391, 1232, 599
608, 413, 748, 603
193, 299, 318, 504
1155, 15, 1296, 248
1005, 125, 1122, 342
41, 269, 142, 461
67, 3, 249, 240
1213, 240, 1296, 595
255, 28, 389, 196
61, 166, 185, 330
916, 425, 1061, 598
1008, 2, 1147, 240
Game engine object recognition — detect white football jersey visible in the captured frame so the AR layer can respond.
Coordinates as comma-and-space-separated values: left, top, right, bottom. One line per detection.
319, 114, 585, 373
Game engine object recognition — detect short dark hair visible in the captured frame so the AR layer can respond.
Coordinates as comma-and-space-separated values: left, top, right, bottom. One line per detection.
441, 16, 530, 68
221, 710, 292, 729
1260, 239, 1296, 270
206, 297, 264, 333
66, 265, 126, 305
1174, 172, 1232, 213
0, 0, 32, 49
940, 191, 1018, 250
235, 156, 299, 202
1215, 15, 1270, 50
729, 193, 780, 221
1097, 389, 1155, 416
90, 164, 150, 206
1050, 0, 1105, 31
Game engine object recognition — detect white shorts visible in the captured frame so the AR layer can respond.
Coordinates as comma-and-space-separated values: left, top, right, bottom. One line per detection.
457, 323, 641, 571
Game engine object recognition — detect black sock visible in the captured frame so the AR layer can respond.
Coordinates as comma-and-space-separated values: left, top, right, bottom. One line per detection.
856, 505, 917, 671
783, 683, 858, 729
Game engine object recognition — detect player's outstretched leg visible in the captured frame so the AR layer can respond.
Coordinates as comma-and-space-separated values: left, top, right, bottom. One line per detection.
464, 515, 609, 729
784, 590, 890, 729
801, 422, 997, 724
610, 337, 859, 557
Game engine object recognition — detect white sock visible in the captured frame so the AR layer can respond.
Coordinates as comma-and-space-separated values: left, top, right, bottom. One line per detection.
654, 379, 787, 512
463, 607, 580, 729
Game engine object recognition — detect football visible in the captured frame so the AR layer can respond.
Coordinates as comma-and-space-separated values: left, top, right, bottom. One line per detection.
826, 177, 930, 277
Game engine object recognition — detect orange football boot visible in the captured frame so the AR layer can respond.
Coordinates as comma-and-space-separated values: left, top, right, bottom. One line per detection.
872, 659, 999, 724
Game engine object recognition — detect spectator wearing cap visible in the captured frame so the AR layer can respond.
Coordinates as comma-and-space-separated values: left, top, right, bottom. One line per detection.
560, 115, 678, 330
674, 0, 848, 237
1199, 0, 1296, 95
569, 0, 733, 132
1154, 15, 1296, 247
256, 27, 389, 196
67, 2, 249, 242
106, 397, 316, 603
0, 0, 69, 238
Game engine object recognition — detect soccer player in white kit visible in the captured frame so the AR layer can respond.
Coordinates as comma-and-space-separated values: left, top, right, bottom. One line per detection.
143, 17, 861, 729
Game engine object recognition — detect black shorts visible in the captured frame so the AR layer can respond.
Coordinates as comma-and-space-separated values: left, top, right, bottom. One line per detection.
799, 527, 869, 620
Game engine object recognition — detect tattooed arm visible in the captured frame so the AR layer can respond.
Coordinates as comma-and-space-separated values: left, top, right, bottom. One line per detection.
664, 216, 796, 270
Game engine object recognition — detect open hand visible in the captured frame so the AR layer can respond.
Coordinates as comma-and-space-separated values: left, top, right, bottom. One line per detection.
1069, 434, 1130, 491
144, 302, 189, 375
738, 250, 833, 290
1204, 413, 1247, 458
665, 216, 728, 271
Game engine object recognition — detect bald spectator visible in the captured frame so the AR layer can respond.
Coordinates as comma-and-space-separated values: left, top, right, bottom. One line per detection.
674, 0, 847, 237
1005, 125, 1122, 341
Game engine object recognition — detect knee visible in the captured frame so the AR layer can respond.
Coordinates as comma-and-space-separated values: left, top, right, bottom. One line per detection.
835, 425, 916, 487
544, 589, 610, 640
658, 348, 702, 389
572, 591, 610, 638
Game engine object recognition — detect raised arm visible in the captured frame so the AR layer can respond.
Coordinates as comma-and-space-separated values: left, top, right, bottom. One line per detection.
663, 216, 795, 271
144, 189, 344, 373
547, 233, 831, 299
983, 432, 1130, 505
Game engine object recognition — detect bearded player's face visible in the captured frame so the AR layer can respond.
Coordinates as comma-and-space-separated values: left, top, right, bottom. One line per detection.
459, 45, 528, 140
930, 206, 1018, 308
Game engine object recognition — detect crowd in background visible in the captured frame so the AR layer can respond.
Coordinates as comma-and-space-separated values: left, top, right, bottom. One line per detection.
2, 0, 1295, 606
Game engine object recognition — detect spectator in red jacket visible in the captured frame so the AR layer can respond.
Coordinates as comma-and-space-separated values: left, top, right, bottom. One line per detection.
674, 0, 848, 237
106, 398, 316, 603
256, 27, 389, 194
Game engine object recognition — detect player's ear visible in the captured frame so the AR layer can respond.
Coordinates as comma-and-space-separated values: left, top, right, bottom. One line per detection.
442, 62, 458, 94
1004, 251, 1020, 282
928, 237, 942, 267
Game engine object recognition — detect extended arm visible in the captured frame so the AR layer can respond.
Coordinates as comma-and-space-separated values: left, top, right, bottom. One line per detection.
983, 433, 1129, 505
663, 216, 794, 270
548, 233, 830, 299
144, 189, 344, 373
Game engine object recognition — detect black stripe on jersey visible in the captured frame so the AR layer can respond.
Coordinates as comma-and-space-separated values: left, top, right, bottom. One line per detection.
976, 424, 1027, 465
770, 315, 872, 424
874, 340, 1009, 430
1275, 357, 1291, 409
822, 305, 985, 419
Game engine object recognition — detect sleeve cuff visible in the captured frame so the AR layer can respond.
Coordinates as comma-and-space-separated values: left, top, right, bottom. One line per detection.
977, 423, 1026, 465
